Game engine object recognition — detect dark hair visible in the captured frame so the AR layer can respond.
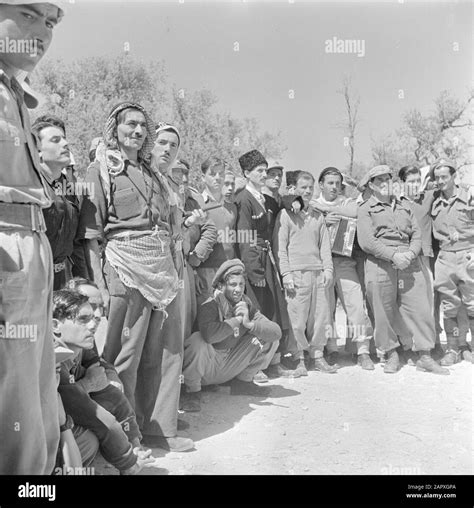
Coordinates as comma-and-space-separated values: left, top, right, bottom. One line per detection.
201, 156, 227, 175
65, 277, 98, 291
285, 170, 301, 187
31, 114, 66, 141
398, 165, 420, 182
296, 171, 315, 184
53, 290, 89, 321
318, 167, 342, 184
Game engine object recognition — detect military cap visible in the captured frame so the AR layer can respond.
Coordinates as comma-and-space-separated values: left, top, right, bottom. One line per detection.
211, 259, 246, 289
358, 165, 393, 191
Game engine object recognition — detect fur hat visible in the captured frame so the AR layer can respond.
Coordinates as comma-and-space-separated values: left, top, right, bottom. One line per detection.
239, 149, 268, 175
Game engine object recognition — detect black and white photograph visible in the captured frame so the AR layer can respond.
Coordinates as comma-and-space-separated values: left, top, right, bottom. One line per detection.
0, 0, 472, 504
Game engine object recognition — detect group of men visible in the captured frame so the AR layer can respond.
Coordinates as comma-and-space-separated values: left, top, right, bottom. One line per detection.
1, 0, 473, 476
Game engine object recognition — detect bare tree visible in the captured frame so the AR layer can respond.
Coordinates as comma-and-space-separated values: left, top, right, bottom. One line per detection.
337, 76, 360, 175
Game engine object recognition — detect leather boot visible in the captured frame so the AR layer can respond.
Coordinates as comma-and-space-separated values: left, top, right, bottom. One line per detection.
417, 353, 450, 375
358, 353, 375, 370
383, 349, 400, 374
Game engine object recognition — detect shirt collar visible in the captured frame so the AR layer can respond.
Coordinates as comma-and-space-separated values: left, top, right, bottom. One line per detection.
246, 184, 265, 204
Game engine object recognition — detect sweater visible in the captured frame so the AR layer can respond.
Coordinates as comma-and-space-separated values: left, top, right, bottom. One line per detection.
273, 207, 333, 276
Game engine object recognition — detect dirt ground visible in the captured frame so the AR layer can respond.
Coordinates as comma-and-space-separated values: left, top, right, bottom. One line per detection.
92, 313, 473, 476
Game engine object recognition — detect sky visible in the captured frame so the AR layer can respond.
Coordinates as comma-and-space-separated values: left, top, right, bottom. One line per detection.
42, 0, 473, 175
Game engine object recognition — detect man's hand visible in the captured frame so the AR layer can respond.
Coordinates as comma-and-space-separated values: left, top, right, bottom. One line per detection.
82, 362, 109, 393
234, 301, 253, 329
185, 209, 206, 227
252, 279, 266, 287
392, 252, 412, 270
188, 252, 202, 268
283, 273, 296, 298
324, 212, 341, 226
291, 200, 302, 213
321, 271, 333, 288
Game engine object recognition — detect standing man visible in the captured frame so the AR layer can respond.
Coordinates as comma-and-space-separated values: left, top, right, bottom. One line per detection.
357, 165, 448, 375
313, 167, 374, 370
262, 160, 284, 207
430, 159, 474, 365
0, 0, 64, 474
79, 105, 193, 452
234, 149, 298, 379
197, 157, 238, 303
31, 115, 83, 289
274, 171, 336, 375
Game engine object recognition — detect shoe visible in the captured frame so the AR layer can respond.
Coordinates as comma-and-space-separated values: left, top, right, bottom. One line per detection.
142, 435, 195, 452
357, 353, 375, 371
230, 379, 271, 397
264, 363, 302, 379
310, 357, 338, 373
383, 349, 400, 374
326, 351, 340, 367
177, 418, 190, 431
253, 370, 269, 383
439, 350, 460, 367
293, 359, 308, 377
459, 346, 473, 363
180, 391, 201, 412
417, 354, 450, 375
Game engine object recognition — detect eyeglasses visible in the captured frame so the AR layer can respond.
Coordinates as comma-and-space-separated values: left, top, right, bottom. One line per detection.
74, 313, 96, 325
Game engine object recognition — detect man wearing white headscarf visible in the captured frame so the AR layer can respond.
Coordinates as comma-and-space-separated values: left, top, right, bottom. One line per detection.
79, 106, 194, 453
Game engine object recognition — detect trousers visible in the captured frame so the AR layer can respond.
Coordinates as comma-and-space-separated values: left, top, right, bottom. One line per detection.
365, 255, 435, 353
183, 332, 278, 392
103, 262, 185, 438
285, 270, 333, 359
59, 383, 139, 471
0, 224, 59, 474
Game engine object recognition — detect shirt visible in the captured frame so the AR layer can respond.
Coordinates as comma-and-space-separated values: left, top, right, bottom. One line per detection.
0, 69, 51, 207
245, 184, 266, 211
357, 195, 422, 261
199, 189, 237, 268
78, 159, 171, 241
273, 207, 333, 276
431, 186, 474, 252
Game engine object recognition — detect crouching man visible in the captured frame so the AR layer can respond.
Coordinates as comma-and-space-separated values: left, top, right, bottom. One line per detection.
53, 289, 158, 474
181, 259, 281, 412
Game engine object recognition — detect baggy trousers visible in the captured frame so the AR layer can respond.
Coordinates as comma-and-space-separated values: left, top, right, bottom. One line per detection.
365, 255, 435, 353
434, 249, 474, 346
332, 257, 373, 355
103, 263, 185, 438
0, 226, 59, 474
183, 331, 279, 392
285, 270, 333, 359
